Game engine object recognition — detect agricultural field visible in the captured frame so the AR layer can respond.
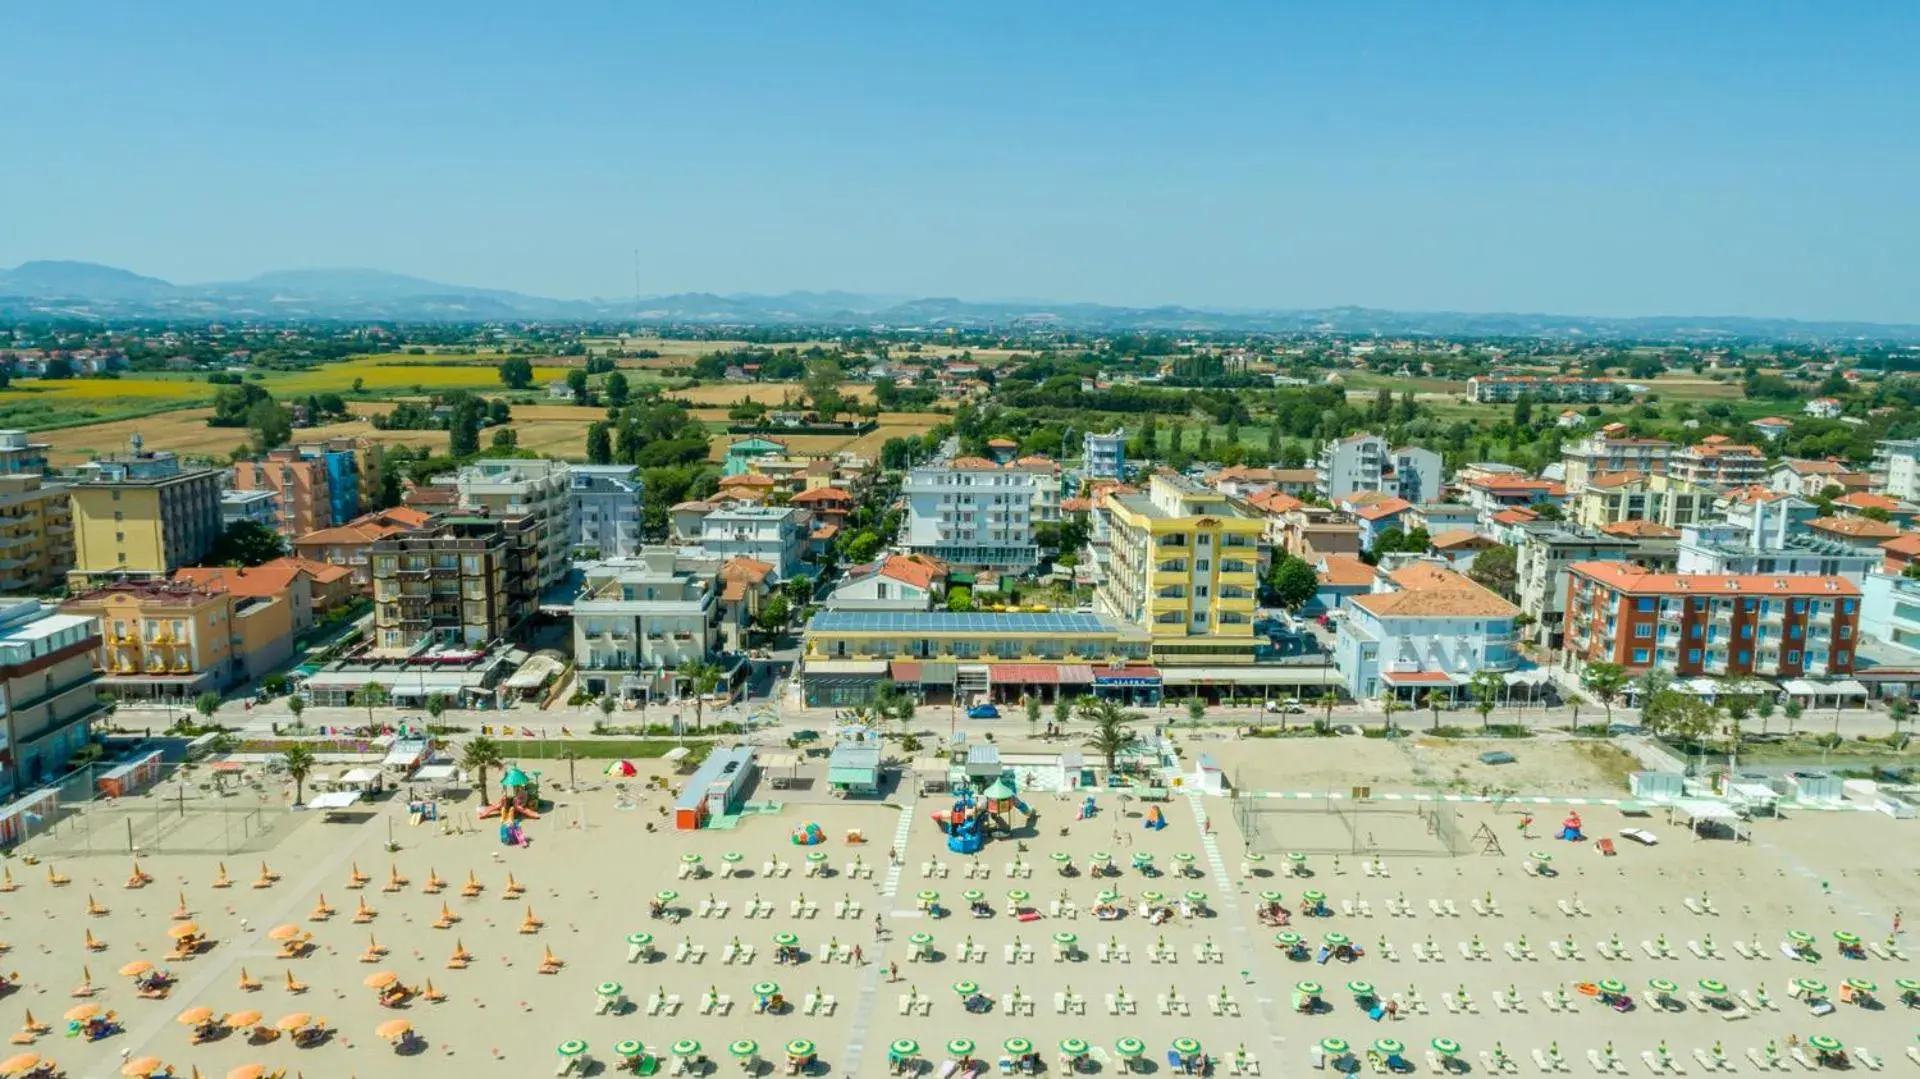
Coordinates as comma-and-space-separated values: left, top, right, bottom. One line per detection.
668, 381, 874, 407
37, 406, 451, 466
701, 411, 944, 462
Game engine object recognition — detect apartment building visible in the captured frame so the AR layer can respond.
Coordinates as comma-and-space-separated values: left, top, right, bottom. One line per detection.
1460, 475, 1567, 516
1513, 528, 1641, 649
1095, 472, 1264, 665
1571, 472, 1714, 531
1676, 522, 1879, 581
1769, 459, 1849, 499
0, 601, 105, 796
369, 518, 524, 653
229, 449, 333, 538
1669, 437, 1768, 489
1466, 375, 1623, 404
67, 436, 223, 588
451, 459, 571, 592
292, 507, 435, 591
290, 438, 373, 524
1805, 515, 1903, 553
697, 505, 805, 579
571, 547, 719, 700
0, 474, 73, 593
0, 430, 51, 475
1873, 439, 1920, 502
1083, 429, 1127, 482
568, 464, 645, 559
904, 458, 1040, 570
1560, 425, 1675, 493
1315, 434, 1443, 504
1010, 456, 1062, 524
1334, 563, 1522, 701
220, 489, 278, 531
1563, 562, 1860, 682
64, 578, 294, 698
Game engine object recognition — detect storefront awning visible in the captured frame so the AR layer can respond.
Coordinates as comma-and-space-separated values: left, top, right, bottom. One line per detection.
1093, 666, 1161, 686
1161, 666, 1342, 686
1382, 670, 1458, 686
989, 664, 1096, 685
1783, 678, 1867, 696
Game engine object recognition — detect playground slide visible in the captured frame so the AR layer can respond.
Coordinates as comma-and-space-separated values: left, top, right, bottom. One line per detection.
409, 812, 423, 827
476, 800, 542, 821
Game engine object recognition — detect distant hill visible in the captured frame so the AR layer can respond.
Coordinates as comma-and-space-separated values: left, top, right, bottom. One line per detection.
1, 260, 1917, 342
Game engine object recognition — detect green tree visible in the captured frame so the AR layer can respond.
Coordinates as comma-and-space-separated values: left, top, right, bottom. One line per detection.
1026, 695, 1042, 737
460, 736, 506, 805
282, 744, 316, 806
1642, 688, 1716, 749
597, 694, 618, 727
1471, 670, 1504, 731
1187, 697, 1207, 730
567, 368, 591, 405
1317, 690, 1338, 733
1421, 691, 1442, 731
489, 426, 517, 451
246, 399, 293, 453
1077, 696, 1143, 774
425, 693, 448, 726
207, 521, 284, 567
606, 371, 631, 406
586, 422, 614, 464
1466, 544, 1519, 600
1890, 698, 1912, 745
194, 691, 222, 724
498, 357, 535, 389
448, 392, 484, 456
1582, 662, 1629, 727
1784, 699, 1804, 734
1266, 555, 1319, 610
354, 681, 389, 732
1053, 695, 1072, 730
946, 585, 974, 612
804, 361, 844, 419
1379, 689, 1402, 734
286, 693, 306, 726
1755, 694, 1775, 735
682, 660, 725, 731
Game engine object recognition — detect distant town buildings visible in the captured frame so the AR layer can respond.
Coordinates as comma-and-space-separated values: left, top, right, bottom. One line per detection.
1466, 375, 1623, 404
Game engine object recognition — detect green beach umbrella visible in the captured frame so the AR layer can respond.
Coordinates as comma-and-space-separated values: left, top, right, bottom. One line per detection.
1245, 852, 1265, 862
752, 982, 779, 997
1808, 1036, 1842, 1054
890, 1040, 920, 1059
558, 1040, 589, 1058
730, 1041, 759, 1059
1061, 1039, 1089, 1057
1053, 932, 1077, 945
1529, 851, 1552, 863
918, 890, 940, 902
596, 981, 623, 997
627, 932, 653, 947
1185, 890, 1208, 904
1097, 890, 1122, 904
1786, 930, 1814, 945
1004, 1039, 1033, 1056
1142, 891, 1166, 904
1599, 979, 1627, 995
1303, 889, 1326, 903
1795, 978, 1828, 996
1347, 980, 1374, 996
1295, 981, 1322, 995
1276, 932, 1303, 946
655, 890, 679, 903
681, 853, 703, 864
785, 1041, 815, 1059
773, 932, 798, 946
615, 1040, 644, 1058
1321, 1039, 1350, 1056
1287, 852, 1307, 864
909, 932, 933, 946
952, 980, 979, 995
948, 1039, 975, 1058
1173, 1038, 1202, 1057
672, 1040, 702, 1058
1895, 978, 1920, 992
1132, 851, 1153, 864
1698, 978, 1728, 996
1117, 1039, 1145, 1058
1008, 890, 1031, 902
1174, 852, 1196, 864
806, 850, 828, 863
722, 852, 744, 864
1647, 978, 1676, 994
1847, 978, 1877, 994
1050, 852, 1071, 863
1835, 930, 1861, 945
1432, 1039, 1461, 1057
1374, 1041, 1405, 1056
963, 889, 984, 902
1258, 891, 1283, 903
1092, 851, 1112, 864
1324, 932, 1350, 946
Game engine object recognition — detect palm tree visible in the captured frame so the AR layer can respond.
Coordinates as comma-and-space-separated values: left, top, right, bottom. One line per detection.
1076, 695, 1143, 775
1317, 690, 1338, 734
282, 745, 316, 807
680, 661, 725, 731
1421, 691, 1442, 732
1379, 689, 1402, 734
461, 737, 506, 805
354, 681, 389, 735
1470, 671, 1504, 732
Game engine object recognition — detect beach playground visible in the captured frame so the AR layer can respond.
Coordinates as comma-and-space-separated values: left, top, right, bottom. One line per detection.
0, 734, 1918, 1079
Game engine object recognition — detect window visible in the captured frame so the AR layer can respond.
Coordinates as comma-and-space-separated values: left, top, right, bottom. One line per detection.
1789, 624, 1802, 639
1197, 560, 1210, 573
1787, 650, 1800, 664
1843, 599, 1858, 614
1198, 534, 1211, 546
1837, 650, 1851, 665
1193, 611, 1207, 625
1742, 599, 1756, 612
1196, 585, 1209, 598
1738, 651, 1750, 664
1636, 598, 1654, 612
1687, 649, 1702, 663
1840, 624, 1853, 639
1632, 648, 1650, 664
1634, 624, 1652, 639
1740, 624, 1753, 639
1793, 599, 1807, 613
1689, 624, 1702, 639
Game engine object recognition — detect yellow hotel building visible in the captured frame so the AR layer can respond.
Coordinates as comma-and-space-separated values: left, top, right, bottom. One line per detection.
66, 437, 224, 589
1096, 472, 1265, 664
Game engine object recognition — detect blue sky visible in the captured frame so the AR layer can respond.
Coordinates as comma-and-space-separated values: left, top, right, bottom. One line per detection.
2, 3, 1916, 321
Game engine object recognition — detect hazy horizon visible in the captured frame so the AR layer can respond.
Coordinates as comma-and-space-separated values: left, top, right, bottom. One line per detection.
3, 3, 1916, 323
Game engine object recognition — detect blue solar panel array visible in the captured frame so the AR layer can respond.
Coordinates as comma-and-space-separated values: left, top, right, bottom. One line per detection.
809, 610, 1112, 633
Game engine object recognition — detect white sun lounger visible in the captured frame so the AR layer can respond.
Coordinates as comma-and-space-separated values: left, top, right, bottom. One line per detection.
1788, 1049, 1815, 1072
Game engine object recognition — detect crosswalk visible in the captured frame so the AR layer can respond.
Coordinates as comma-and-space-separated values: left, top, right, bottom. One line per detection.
1185, 789, 1287, 1055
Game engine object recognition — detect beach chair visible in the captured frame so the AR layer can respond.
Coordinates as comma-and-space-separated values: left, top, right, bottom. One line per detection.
1906, 1048, 1920, 1069
1430, 899, 1447, 916
1687, 941, 1710, 960
1788, 1050, 1814, 1072
1855, 1049, 1881, 1072
1686, 992, 1712, 1013
1641, 940, 1663, 959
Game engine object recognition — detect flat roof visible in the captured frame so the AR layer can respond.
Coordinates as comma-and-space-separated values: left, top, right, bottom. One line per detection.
809, 610, 1119, 634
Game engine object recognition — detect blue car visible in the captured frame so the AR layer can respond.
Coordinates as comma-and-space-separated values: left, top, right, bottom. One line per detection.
966, 703, 1000, 719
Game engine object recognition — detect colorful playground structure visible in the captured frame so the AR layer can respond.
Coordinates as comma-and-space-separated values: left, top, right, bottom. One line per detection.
930, 777, 1034, 854
475, 767, 542, 845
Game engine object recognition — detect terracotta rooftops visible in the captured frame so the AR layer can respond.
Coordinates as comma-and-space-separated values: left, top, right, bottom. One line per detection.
1568, 561, 1860, 596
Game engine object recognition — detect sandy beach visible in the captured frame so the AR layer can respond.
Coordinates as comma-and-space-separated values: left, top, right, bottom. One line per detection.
4, 733, 1916, 1079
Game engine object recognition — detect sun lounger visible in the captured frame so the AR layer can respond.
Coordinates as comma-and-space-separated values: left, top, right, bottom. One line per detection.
1459, 942, 1476, 960
1690, 1050, 1717, 1072
1906, 1048, 1920, 1069
1428, 1052, 1446, 1073
1855, 1049, 1881, 1071
1442, 992, 1461, 1014
1788, 1050, 1814, 1072
1381, 940, 1399, 962
1156, 994, 1172, 1016
1590, 1050, 1613, 1073
1559, 899, 1578, 916
1431, 899, 1447, 916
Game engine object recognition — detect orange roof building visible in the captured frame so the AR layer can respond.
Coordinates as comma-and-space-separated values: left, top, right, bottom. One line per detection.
1337, 560, 1521, 700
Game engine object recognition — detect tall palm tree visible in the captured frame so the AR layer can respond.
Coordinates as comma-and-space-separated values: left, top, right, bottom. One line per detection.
461, 737, 506, 805
1379, 689, 1402, 734
282, 744, 316, 806
1470, 670, 1504, 732
681, 661, 726, 731
1318, 690, 1338, 734
355, 681, 389, 735
1076, 695, 1144, 775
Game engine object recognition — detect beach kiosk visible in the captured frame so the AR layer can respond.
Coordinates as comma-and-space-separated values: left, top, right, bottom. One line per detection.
674, 746, 758, 830
827, 742, 883, 797
95, 750, 164, 799
0, 788, 58, 847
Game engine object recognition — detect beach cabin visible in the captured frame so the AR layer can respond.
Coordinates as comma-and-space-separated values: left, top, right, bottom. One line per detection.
95, 750, 164, 799
960, 744, 1002, 787
383, 737, 432, 775
826, 742, 883, 797
0, 788, 57, 847
1189, 753, 1226, 795
674, 746, 757, 830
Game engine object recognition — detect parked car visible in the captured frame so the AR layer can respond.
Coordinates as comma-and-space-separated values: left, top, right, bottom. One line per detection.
966, 703, 1000, 719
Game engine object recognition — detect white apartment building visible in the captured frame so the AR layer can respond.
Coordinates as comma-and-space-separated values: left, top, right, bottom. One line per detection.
1010, 456, 1062, 525
568, 464, 645, 559
1315, 434, 1442, 504
1668, 439, 1767, 490
697, 505, 805, 579
1874, 439, 1920, 502
903, 458, 1040, 570
1083, 429, 1126, 482
450, 458, 571, 591
571, 547, 718, 701
1560, 425, 1675, 493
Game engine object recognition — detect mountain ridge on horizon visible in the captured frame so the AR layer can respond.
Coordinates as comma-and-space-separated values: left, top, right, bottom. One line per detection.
1, 259, 1917, 342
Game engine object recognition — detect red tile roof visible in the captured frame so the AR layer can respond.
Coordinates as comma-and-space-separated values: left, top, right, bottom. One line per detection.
1568, 561, 1861, 596
879, 554, 947, 591
1808, 515, 1901, 540
1316, 555, 1376, 588
790, 487, 853, 504
1880, 533, 1920, 558
1490, 507, 1540, 525
174, 560, 314, 598
1430, 530, 1495, 550
1599, 520, 1681, 539
1353, 498, 1413, 522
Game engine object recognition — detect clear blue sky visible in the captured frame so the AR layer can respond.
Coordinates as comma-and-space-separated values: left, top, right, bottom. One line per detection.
3, 2, 1916, 321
